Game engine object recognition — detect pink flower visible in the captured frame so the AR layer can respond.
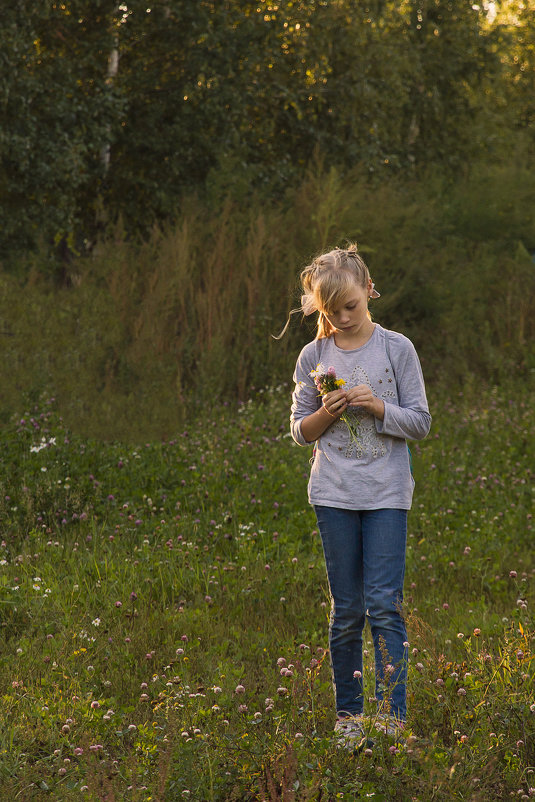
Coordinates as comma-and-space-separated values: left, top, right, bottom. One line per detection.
327, 366, 336, 377
235, 684, 245, 694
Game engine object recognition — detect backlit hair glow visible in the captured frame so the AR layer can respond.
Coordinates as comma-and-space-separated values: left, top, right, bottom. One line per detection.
273, 245, 376, 340
300, 246, 371, 339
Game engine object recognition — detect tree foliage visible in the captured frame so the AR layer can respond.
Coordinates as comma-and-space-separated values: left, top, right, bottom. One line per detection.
0, 1, 122, 259
0, 0, 533, 261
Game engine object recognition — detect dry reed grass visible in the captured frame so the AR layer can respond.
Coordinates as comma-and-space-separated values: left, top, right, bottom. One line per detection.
1, 162, 534, 439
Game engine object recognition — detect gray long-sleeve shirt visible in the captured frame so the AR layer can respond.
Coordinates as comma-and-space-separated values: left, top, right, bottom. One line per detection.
290, 324, 431, 510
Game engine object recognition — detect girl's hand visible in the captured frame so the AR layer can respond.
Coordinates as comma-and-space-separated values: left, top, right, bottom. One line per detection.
322, 388, 348, 419
346, 384, 385, 420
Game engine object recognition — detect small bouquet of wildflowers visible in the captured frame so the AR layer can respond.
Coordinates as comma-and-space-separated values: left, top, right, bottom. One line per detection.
310, 363, 360, 444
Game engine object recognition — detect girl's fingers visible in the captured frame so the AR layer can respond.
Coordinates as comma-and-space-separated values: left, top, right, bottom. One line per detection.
324, 389, 346, 403
323, 392, 347, 417
346, 384, 373, 405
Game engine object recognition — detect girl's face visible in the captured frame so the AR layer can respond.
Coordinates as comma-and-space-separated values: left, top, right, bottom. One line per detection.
322, 280, 372, 337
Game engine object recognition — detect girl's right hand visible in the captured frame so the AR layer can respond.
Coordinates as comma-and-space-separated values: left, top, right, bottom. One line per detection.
322, 389, 348, 419
300, 389, 347, 443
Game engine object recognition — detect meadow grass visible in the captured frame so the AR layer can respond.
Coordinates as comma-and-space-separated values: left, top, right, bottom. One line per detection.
0, 382, 533, 801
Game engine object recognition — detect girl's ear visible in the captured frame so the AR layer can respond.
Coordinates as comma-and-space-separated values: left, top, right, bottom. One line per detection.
369, 280, 381, 299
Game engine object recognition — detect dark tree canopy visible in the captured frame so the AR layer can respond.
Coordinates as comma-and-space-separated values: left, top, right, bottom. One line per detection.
0, 0, 533, 260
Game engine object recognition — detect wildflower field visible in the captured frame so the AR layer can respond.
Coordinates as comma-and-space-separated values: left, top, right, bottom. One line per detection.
0, 382, 533, 802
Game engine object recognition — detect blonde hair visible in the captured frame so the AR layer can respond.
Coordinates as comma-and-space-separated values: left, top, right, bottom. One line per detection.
301, 245, 372, 338
274, 245, 376, 340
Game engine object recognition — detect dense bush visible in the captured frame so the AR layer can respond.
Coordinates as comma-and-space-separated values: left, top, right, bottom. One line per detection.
1, 1, 533, 259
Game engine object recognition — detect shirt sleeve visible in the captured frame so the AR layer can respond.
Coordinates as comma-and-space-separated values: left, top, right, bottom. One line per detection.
375, 334, 431, 441
290, 343, 322, 445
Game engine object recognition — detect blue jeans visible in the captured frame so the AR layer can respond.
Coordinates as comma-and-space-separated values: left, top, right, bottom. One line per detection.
314, 506, 408, 721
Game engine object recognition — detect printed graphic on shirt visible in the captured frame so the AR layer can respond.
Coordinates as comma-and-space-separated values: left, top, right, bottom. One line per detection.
329, 364, 396, 459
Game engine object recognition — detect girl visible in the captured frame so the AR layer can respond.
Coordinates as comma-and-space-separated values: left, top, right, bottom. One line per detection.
289, 246, 431, 751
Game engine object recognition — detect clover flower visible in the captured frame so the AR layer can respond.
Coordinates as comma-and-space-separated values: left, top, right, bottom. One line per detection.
309, 363, 360, 445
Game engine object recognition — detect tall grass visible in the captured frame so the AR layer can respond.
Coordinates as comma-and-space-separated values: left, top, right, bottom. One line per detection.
1, 160, 534, 440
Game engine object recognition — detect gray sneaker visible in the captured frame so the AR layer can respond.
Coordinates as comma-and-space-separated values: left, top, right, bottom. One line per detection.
369, 714, 406, 742
334, 716, 366, 751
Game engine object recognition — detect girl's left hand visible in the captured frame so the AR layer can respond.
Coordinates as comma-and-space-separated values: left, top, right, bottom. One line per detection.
346, 384, 385, 420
